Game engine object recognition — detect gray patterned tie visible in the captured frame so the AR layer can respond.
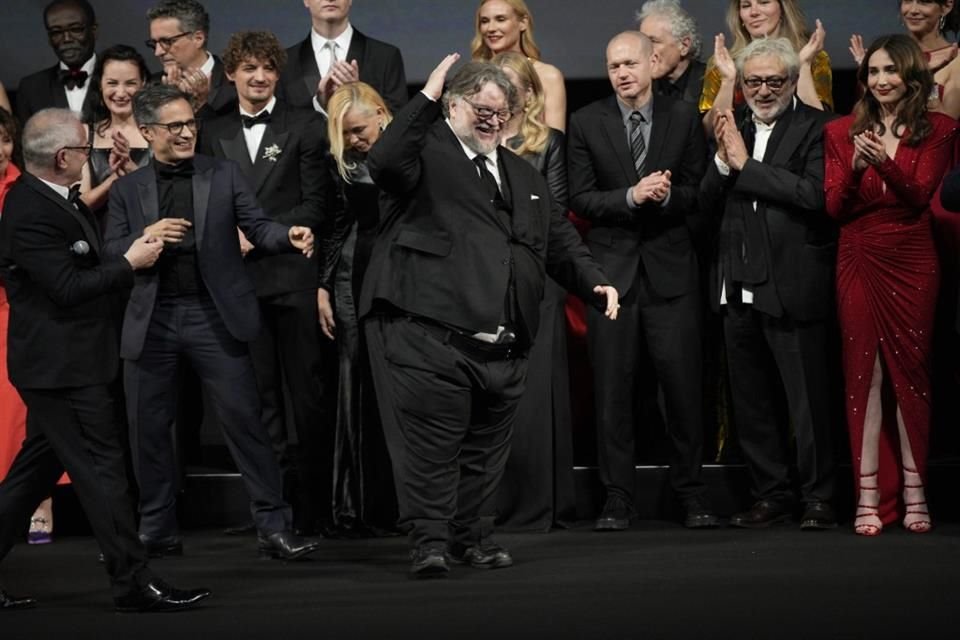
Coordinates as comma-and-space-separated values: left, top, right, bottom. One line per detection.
629, 111, 647, 177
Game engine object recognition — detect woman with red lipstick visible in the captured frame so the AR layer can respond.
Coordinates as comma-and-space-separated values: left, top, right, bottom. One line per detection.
823, 34, 959, 536
79, 45, 152, 215
701, 0, 832, 133
471, 0, 567, 132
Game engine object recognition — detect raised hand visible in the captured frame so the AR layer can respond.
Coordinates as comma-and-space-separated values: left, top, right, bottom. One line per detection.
853, 131, 887, 167
849, 34, 866, 67
714, 34, 735, 82
288, 225, 315, 257
423, 53, 461, 101
799, 19, 826, 65
716, 109, 749, 170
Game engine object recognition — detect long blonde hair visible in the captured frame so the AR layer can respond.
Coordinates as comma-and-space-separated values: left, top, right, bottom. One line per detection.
470, 0, 542, 62
725, 0, 810, 57
491, 51, 549, 156
326, 82, 392, 182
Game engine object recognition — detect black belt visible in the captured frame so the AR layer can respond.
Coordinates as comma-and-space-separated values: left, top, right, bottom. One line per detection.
414, 318, 525, 362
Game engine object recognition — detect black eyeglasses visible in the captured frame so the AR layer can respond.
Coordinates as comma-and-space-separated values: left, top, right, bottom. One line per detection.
143, 119, 199, 135
743, 75, 789, 91
47, 25, 89, 40
462, 97, 512, 123
60, 143, 93, 156
145, 31, 192, 50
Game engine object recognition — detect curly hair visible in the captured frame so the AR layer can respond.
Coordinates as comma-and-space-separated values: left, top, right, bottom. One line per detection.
850, 34, 934, 146
222, 30, 287, 75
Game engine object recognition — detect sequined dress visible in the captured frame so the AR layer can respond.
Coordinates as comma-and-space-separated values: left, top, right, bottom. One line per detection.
823, 113, 959, 524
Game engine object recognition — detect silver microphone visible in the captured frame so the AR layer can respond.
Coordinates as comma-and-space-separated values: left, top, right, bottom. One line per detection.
71, 240, 90, 255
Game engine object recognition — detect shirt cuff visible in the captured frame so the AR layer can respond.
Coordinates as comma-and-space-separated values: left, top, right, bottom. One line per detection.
626, 188, 638, 209
714, 153, 732, 176
421, 90, 437, 102
312, 94, 329, 118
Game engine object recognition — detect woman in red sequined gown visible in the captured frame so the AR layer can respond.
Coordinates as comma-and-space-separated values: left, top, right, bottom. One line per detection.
824, 34, 960, 535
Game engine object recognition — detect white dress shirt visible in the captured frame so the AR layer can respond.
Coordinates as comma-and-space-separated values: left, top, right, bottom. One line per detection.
59, 54, 96, 114
239, 96, 277, 163
310, 24, 354, 114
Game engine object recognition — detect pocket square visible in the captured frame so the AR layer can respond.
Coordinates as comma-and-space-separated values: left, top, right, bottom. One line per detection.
530, 194, 540, 200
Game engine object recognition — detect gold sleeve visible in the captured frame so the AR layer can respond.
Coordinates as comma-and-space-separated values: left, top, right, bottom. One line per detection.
699, 60, 721, 114
812, 50, 834, 110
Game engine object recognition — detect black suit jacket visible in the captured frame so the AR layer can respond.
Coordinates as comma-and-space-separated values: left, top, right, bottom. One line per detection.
361, 93, 607, 344
280, 29, 408, 114
0, 173, 133, 388
567, 94, 706, 298
149, 55, 237, 119
653, 59, 706, 107
699, 101, 836, 322
104, 154, 296, 360
198, 100, 330, 297
16, 64, 96, 124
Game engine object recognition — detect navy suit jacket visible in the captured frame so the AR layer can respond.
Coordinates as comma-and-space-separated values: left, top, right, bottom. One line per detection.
104, 154, 295, 360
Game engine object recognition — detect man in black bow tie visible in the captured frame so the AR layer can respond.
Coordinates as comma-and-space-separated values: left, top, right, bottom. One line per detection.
105, 83, 323, 561
0, 107, 210, 612
198, 31, 334, 535
16, 0, 98, 123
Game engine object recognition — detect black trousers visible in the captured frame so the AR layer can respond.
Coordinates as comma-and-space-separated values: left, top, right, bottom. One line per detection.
125, 295, 291, 538
723, 301, 836, 503
0, 384, 153, 598
365, 315, 527, 549
248, 289, 332, 523
587, 266, 705, 501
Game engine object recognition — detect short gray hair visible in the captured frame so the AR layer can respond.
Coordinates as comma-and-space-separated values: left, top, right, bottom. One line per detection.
21, 108, 83, 171
735, 37, 801, 81
147, 0, 210, 36
133, 83, 192, 126
636, 0, 702, 60
441, 62, 518, 118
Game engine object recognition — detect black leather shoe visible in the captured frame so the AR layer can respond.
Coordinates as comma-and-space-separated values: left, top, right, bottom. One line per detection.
450, 542, 514, 569
800, 501, 838, 530
594, 494, 637, 531
114, 579, 211, 613
681, 495, 721, 529
139, 535, 184, 558
409, 545, 449, 578
257, 530, 321, 560
0, 589, 37, 610
730, 499, 792, 529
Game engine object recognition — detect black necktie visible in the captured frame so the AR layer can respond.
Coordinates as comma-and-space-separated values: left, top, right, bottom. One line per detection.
628, 111, 647, 177
67, 184, 82, 204
241, 111, 272, 128
58, 68, 88, 90
473, 154, 501, 201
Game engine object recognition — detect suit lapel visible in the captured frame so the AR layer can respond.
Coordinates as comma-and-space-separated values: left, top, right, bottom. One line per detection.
218, 122, 254, 174
192, 161, 213, 249
346, 30, 367, 68
645, 98, 671, 173
24, 174, 100, 252
600, 98, 638, 183
298, 37, 321, 101
768, 104, 810, 167
249, 104, 289, 193
136, 166, 160, 227
45, 66, 69, 109
208, 57, 225, 107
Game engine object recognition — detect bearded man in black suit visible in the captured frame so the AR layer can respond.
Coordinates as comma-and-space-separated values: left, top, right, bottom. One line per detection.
0, 108, 209, 612
363, 55, 618, 577
16, 0, 98, 123
198, 30, 333, 534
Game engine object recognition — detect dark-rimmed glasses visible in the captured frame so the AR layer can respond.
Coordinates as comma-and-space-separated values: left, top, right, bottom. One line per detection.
142, 120, 199, 136
742, 75, 789, 91
60, 143, 93, 156
145, 31, 192, 50
462, 97, 512, 123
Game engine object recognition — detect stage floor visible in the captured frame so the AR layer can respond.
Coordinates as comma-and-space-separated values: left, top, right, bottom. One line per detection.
3, 522, 959, 638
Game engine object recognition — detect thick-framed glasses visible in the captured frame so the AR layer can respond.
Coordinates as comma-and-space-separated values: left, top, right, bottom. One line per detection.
743, 75, 789, 91
145, 31, 192, 50
462, 97, 511, 123
47, 24, 89, 41
60, 143, 93, 156
144, 119, 199, 136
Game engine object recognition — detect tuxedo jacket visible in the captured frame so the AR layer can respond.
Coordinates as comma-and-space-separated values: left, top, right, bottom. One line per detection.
198, 100, 330, 297
361, 93, 607, 344
0, 173, 133, 389
699, 101, 836, 322
149, 55, 237, 119
16, 64, 96, 123
567, 94, 707, 298
654, 59, 706, 107
104, 154, 295, 360
280, 29, 408, 114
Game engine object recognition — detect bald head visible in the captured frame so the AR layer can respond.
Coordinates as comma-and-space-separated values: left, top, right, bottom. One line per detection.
22, 108, 86, 182
606, 31, 656, 108
607, 31, 653, 59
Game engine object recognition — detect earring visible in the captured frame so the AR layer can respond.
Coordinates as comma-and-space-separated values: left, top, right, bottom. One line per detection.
378, 121, 384, 131
940, 15, 947, 33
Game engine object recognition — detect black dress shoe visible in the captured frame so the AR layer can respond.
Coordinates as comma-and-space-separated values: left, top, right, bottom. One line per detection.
139, 535, 184, 558
450, 542, 514, 569
257, 530, 321, 560
594, 494, 637, 531
409, 544, 449, 578
730, 499, 792, 529
0, 589, 37, 610
681, 495, 721, 529
114, 579, 211, 613
800, 501, 838, 530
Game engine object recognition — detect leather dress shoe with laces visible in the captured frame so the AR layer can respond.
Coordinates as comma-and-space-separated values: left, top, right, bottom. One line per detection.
594, 494, 637, 531
409, 544, 450, 578
0, 589, 37, 610
730, 500, 792, 529
139, 535, 184, 558
800, 501, 838, 530
681, 495, 721, 529
114, 579, 211, 613
450, 542, 514, 569
257, 530, 322, 560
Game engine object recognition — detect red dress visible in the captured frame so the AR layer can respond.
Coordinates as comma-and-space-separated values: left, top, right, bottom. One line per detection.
824, 113, 960, 525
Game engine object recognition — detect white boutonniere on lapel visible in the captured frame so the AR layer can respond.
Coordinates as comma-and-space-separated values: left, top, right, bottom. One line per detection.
262, 144, 282, 162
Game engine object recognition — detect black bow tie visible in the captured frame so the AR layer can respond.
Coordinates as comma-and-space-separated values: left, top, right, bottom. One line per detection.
156, 159, 195, 179
241, 111, 271, 128
58, 68, 88, 90
67, 184, 82, 203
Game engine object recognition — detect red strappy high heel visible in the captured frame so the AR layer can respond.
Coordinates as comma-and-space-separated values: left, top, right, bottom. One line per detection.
854, 470, 882, 537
